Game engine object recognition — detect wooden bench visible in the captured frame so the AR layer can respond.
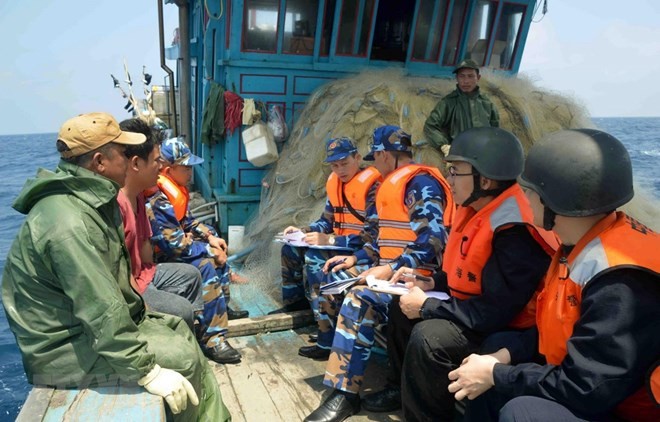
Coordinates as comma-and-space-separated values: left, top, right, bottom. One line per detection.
17, 385, 165, 421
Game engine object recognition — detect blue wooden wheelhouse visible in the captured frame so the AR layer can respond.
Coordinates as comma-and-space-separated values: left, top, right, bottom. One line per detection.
162, 0, 539, 234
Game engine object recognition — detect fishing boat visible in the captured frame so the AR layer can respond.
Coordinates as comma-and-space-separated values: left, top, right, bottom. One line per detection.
161, 0, 543, 235
23, 1, 647, 420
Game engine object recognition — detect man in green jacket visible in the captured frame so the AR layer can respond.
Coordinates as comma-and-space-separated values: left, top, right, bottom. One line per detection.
1, 112, 230, 421
424, 59, 500, 155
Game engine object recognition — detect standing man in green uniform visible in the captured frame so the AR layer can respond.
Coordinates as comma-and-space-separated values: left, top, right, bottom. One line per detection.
424, 58, 500, 155
1, 113, 230, 421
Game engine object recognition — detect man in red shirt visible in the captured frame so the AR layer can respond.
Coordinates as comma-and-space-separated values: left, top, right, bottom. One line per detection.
118, 118, 204, 330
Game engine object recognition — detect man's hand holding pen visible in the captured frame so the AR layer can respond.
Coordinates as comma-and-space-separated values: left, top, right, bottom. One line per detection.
391, 267, 435, 291
323, 255, 356, 273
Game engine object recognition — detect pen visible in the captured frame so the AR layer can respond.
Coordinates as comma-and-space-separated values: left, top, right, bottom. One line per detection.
329, 258, 347, 268
402, 273, 433, 283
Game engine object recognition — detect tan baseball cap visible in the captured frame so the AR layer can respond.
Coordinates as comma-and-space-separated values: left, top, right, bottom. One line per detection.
57, 112, 146, 158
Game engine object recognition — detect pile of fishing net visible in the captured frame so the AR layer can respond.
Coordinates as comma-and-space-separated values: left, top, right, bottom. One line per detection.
232, 69, 659, 297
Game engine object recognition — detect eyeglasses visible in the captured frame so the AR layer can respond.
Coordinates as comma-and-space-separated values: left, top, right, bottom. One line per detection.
448, 165, 477, 177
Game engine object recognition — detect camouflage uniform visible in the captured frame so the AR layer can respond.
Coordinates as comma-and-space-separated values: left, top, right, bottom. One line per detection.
146, 191, 231, 350
323, 172, 449, 393
280, 181, 379, 312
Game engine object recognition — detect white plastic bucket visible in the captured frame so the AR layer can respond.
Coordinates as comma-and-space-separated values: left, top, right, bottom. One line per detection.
227, 225, 245, 255
242, 122, 279, 167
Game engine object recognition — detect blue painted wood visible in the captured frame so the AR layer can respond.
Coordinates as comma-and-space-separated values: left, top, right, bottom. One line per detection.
511, 0, 537, 73
436, 0, 455, 66
353, 0, 367, 55
185, 0, 538, 233
42, 386, 164, 421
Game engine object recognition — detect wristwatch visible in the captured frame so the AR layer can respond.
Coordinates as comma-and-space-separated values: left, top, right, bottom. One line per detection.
328, 235, 336, 246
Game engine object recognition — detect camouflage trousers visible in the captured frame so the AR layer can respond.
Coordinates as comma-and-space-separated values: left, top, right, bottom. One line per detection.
316, 265, 370, 349
191, 256, 231, 350
323, 286, 392, 394
280, 244, 342, 307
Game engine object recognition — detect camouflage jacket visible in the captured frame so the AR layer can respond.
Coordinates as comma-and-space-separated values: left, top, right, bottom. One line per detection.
306, 179, 380, 253
360, 173, 448, 269
146, 188, 217, 262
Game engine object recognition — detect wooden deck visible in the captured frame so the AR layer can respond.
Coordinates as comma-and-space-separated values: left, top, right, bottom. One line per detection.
17, 278, 402, 421
219, 281, 403, 421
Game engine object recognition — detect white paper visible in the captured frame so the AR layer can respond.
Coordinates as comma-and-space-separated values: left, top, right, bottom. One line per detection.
365, 275, 449, 300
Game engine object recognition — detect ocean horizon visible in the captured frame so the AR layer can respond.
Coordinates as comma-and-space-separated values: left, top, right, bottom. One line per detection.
1, 117, 659, 418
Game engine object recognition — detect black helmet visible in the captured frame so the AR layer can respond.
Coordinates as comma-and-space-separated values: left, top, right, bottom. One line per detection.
446, 127, 524, 180
519, 129, 634, 217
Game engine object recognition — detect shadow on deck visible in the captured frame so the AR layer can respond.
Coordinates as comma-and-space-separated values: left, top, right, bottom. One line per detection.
218, 282, 402, 421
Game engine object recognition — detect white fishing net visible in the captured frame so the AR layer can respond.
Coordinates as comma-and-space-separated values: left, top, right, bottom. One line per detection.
231, 69, 659, 298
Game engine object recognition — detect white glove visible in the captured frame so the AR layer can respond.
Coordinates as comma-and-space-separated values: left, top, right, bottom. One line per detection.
138, 364, 199, 414
441, 144, 451, 156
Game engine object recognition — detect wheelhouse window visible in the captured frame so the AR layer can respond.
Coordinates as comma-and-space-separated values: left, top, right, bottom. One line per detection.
491, 2, 526, 69
441, 0, 469, 65
319, 0, 337, 56
243, 0, 280, 52
411, 0, 448, 62
336, 0, 376, 56
370, 0, 414, 62
283, 0, 320, 55
466, 0, 498, 66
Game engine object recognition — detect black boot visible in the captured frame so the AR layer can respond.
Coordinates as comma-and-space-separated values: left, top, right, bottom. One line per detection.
362, 385, 401, 412
298, 345, 331, 360
227, 306, 249, 320
204, 341, 242, 364
267, 299, 309, 315
304, 390, 360, 422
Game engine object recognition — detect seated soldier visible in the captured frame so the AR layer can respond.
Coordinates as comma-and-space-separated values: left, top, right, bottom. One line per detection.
1, 113, 230, 420
365, 127, 557, 419
146, 137, 246, 365
272, 137, 381, 356
303, 125, 454, 422
118, 118, 204, 330
448, 129, 660, 422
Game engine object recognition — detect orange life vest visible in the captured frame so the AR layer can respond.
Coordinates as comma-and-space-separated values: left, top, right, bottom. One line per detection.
536, 212, 660, 421
156, 174, 189, 222
326, 167, 382, 236
443, 184, 558, 329
649, 362, 660, 406
376, 164, 455, 276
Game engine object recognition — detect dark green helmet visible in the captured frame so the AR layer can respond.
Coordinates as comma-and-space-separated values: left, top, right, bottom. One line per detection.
519, 129, 634, 217
445, 127, 524, 180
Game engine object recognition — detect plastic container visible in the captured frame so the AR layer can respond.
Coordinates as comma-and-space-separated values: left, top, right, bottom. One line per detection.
241, 122, 279, 167
227, 225, 245, 255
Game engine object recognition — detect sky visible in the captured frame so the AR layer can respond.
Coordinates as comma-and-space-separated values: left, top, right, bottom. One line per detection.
0, 0, 659, 136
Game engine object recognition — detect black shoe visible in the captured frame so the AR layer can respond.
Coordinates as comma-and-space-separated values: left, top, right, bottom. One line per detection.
298, 345, 331, 360
362, 385, 401, 412
204, 341, 241, 364
227, 306, 249, 320
304, 390, 360, 422
267, 299, 309, 315
308, 333, 318, 342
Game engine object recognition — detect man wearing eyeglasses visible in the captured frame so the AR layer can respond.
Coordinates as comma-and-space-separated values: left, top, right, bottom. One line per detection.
424, 59, 500, 156
362, 127, 557, 420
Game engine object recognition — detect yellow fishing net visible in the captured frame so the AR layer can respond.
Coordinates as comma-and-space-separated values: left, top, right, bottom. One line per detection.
233, 69, 659, 296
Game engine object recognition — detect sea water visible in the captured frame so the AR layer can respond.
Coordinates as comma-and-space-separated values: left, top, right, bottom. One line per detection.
1, 118, 659, 418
